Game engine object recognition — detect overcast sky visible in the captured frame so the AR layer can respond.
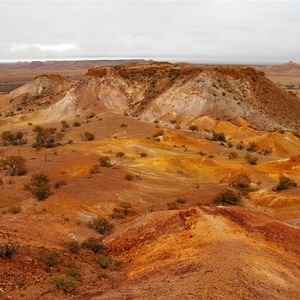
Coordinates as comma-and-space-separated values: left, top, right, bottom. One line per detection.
0, 0, 299, 64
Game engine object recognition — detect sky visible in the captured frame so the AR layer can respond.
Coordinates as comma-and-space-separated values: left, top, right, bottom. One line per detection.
0, 0, 299, 64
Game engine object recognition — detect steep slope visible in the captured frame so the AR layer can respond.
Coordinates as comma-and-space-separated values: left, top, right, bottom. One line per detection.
2, 62, 300, 131
46, 62, 300, 130
0, 75, 73, 117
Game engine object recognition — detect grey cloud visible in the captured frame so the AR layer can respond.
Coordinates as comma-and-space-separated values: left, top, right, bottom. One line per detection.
0, 1, 299, 63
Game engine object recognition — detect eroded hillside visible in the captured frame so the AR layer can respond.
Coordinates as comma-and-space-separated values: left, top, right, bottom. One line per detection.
0, 61, 299, 299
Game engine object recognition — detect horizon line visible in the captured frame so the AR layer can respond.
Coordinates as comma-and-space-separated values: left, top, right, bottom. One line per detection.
0, 56, 298, 65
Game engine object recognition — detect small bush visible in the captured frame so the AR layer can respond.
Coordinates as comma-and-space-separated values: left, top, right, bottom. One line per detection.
87, 217, 114, 235
189, 125, 198, 132
246, 142, 259, 152
81, 237, 106, 254
97, 272, 111, 280
73, 121, 81, 127
24, 173, 51, 201
116, 151, 125, 158
64, 267, 83, 282
8, 206, 21, 214
152, 130, 164, 138
212, 132, 226, 142
229, 173, 253, 195
228, 152, 238, 159
236, 142, 244, 150
197, 151, 206, 156
110, 202, 134, 219
245, 153, 259, 165
213, 189, 241, 205
94, 254, 122, 270
88, 113, 96, 119
120, 123, 128, 128
0, 243, 19, 259
98, 156, 112, 167
47, 275, 77, 294
89, 164, 100, 175
124, 173, 134, 181
2, 155, 27, 176
1, 130, 27, 146
65, 241, 81, 254
81, 132, 95, 141
44, 251, 60, 269
167, 201, 179, 210
273, 175, 297, 192
53, 180, 66, 189
291, 131, 300, 138
60, 120, 70, 131
32, 126, 63, 148
176, 197, 187, 204
140, 152, 147, 158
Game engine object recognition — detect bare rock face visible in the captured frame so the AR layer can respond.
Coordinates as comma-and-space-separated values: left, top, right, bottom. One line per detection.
3, 62, 300, 131
8, 74, 73, 100
0, 74, 74, 117
80, 62, 300, 131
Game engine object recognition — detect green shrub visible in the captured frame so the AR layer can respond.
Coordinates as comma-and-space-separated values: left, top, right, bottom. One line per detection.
73, 121, 81, 127
229, 173, 253, 195
167, 201, 179, 210
87, 217, 114, 235
44, 251, 60, 269
65, 241, 81, 254
2, 155, 27, 176
213, 189, 241, 205
98, 156, 112, 167
212, 132, 226, 142
176, 197, 187, 204
94, 254, 122, 270
53, 180, 66, 189
89, 165, 100, 175
245, 153, 259, 165
81, 132, 95, 141
140, 152, 147, 158
32, 126, 63, 148
47, 275, 77, 294
64, 267, 82, 282
152, 130, 164, 138
246, 141, 259, 152
228, 152, 238, 159
110, 202, 134, 219
88, 113, 96, 119
124, 173, 134, 181
60, 120, 70, 131
273, 175, 297, 192
291, 131, 300, 138
197, 151, 206, 156
116, 151, 125, 158
8, 206, 21, 214
24, 173, 51, 201
97, 272, 111, 280
236, 142, 244, 150
1, 130, 27, 146
189, 125, 198, 132
0, 243, 19, 259
81, 237, 106, 254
